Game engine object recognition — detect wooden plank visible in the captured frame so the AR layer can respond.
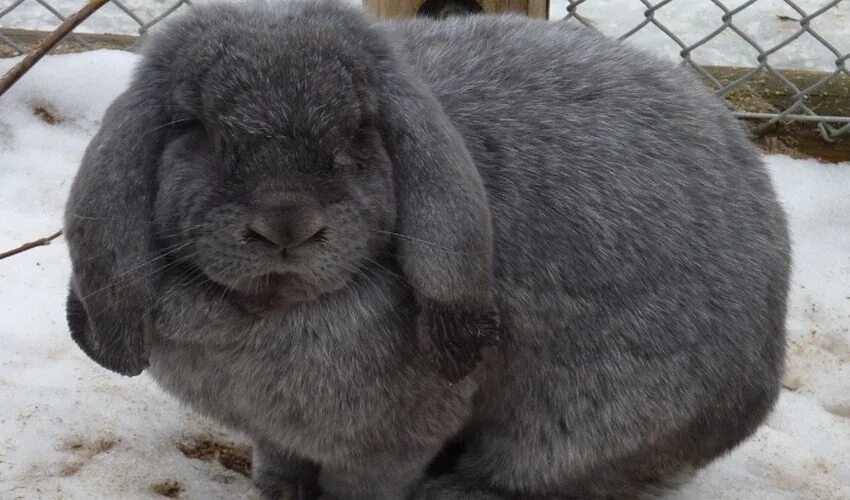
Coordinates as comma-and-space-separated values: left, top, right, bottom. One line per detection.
750, 121, 850, 163
366, 0, 549, 18
480, 0, 498, 12
365, 0, 413, 18
693, 66, 850, 162
528, 0, 549, 18
701, 65, 850, 118
494, 0, 529, 14
0, 28, 138, 57
0, 27, 137, 46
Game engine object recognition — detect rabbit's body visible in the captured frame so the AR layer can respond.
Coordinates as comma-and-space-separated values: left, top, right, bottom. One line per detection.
396, 16, 790, 495
65, 3, 789, 499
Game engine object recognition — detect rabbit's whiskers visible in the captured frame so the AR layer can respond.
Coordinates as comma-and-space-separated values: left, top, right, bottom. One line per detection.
84, 246, 196, 302
87, 250, 200, 325
368, 229, 489, 256
144, 118, 199, 135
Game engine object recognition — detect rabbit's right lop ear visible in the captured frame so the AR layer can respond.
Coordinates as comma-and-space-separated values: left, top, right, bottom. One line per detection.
376, 57, 500, 382
64, 85, 169, 376
63, 7, 211, 376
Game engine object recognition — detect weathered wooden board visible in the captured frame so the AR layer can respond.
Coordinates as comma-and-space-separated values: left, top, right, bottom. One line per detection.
701, 65, 850, 162
0, 28, 137, 57
364, 0, 549, 18
702, 65, 850, 118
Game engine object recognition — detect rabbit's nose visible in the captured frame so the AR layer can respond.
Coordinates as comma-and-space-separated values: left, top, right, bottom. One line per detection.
245, 205, 326, 250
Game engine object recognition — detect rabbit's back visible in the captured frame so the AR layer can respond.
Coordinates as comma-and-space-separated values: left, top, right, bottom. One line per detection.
394, 15, 789, 354
393, 15, 790, 489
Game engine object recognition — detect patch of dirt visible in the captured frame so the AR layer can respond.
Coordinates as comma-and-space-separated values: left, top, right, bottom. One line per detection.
33, 104, 64, 125
725, 82, 778, 114
151, 480, 184, 498
781, 373, 802, 391
745, 120, 850, 163
59, 436, 117, 458
0, 121, 13, 150
58, 461, 84, 477
825, 403, 850, 419
55, 435, 117, 477
755, 134, 806, 159
178, 436, 252, 477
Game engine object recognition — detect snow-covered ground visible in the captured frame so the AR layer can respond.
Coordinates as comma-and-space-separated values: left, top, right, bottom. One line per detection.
1, 0, 849, 70
1, 49, 848, 499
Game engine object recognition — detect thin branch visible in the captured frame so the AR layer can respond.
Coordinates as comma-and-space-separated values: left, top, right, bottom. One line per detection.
0, 0, 111, 98
0, 230, 63, 261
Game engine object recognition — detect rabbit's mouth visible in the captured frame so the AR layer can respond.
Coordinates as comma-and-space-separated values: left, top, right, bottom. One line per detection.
231, 272, 320, 311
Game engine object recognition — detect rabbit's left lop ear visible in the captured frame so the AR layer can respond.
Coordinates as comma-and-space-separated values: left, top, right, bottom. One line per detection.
375, 53, 500, 382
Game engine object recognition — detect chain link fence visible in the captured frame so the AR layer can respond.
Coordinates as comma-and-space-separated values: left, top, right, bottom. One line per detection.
563, 0, 850, 141
0, 0, 193, 52
1, 0, 849, 141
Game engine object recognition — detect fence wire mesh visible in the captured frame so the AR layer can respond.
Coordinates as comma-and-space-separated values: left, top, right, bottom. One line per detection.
563, 0, 850, 141
0, 0, 192, 53
1, 0, 848, 140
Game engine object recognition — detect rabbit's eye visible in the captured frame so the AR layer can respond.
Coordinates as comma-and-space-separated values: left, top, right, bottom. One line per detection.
172, 117, 204, 133
331, 150, 356, 170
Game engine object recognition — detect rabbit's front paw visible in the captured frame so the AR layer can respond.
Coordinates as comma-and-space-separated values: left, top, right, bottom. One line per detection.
253, 478, 300, 500
252, 441, 320, 500
254, 468, 322, 500
419, 301, 501, 383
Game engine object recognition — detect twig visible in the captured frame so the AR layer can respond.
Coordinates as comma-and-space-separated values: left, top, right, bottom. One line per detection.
0, 230, 63, 261
0, 0, 111, 98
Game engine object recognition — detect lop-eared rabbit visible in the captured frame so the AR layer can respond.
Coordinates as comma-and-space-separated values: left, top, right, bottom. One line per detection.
64, 1, 790, 498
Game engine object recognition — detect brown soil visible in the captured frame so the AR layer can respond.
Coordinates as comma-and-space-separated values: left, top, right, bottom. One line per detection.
178, 436, 252, 477
151, 480, 184, 498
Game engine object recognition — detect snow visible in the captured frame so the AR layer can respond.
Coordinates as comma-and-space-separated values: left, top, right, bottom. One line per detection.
0, 51, 257, 499
680, 154, 850, 499
1, 50, 849, 498
2, 0, 848, 70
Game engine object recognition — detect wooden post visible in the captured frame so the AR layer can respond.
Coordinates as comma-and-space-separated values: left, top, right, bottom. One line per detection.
364, 0, 549, 19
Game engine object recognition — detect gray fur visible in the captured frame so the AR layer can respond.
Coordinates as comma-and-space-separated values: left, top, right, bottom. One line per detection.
63, 1, 790, 498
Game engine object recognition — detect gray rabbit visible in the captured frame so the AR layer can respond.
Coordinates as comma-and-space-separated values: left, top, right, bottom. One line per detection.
64, 1, 790, 498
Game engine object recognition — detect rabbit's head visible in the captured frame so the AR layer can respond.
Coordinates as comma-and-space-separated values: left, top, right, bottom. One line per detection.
153, 89, 395, 307
65, 1, 496, 378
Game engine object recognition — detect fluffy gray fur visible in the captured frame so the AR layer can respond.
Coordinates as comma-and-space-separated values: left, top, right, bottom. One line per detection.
63, 1, 790, 498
